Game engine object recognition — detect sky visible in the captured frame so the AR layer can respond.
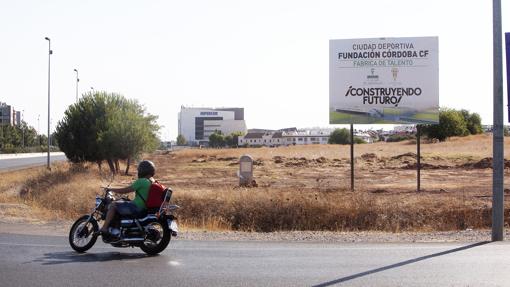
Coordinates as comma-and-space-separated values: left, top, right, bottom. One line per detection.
0, 0, 508, 140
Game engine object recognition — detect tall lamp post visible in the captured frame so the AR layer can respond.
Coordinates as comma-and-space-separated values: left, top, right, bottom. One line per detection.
21, 110, 24, 148
45, 37, 52, 170
74, 69, 79, 102
37, 114, 40, 146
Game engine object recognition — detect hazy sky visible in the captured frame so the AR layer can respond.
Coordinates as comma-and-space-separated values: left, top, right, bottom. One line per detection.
0, 0, 508, 140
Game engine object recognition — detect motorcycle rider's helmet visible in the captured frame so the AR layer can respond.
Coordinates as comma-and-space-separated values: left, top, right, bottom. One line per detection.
137, 160, 156, 178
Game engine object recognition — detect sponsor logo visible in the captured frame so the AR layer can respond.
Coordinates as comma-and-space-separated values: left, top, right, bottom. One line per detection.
391, 67, 399, 81
367, 68, 379, 81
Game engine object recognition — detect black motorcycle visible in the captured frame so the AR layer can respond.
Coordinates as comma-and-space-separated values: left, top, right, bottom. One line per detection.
68, 186, 179, 255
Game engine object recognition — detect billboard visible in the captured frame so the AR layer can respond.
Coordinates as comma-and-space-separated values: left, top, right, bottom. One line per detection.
329, 36, 439, 124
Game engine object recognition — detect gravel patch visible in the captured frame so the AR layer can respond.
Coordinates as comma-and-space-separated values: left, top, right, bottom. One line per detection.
178, 229, 499, 243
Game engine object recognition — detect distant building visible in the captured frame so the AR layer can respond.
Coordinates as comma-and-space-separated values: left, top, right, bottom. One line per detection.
178, 106, 247, 146
239, 128, 331, 147
0, 102, 21, 126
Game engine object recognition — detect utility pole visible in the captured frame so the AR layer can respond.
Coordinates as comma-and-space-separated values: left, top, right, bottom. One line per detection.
492, 0, 504, 241
21, 110, 24, 148
37, 114, 40, 146
74, 69, 79, 102
45, 37, 52, 170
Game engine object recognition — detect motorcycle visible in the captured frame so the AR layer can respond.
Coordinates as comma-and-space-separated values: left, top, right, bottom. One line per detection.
68, 186, 179, 255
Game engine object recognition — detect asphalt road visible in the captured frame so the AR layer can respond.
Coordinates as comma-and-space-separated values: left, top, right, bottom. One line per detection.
0, 154, 67, 171
0, 233, 509, 286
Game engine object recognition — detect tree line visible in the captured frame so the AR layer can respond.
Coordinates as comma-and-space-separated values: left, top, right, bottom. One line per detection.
55, 92, 160, 174
0, 122, 54, 153
420, 108, 483, 141
328, 108, 485, 144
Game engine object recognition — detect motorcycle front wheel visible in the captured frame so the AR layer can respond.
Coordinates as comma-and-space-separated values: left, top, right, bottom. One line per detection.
139, 218, 171, 255
69, 215, 99, 253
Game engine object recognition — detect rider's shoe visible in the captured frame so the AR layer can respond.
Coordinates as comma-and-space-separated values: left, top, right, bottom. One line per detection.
99, 230, 114, 243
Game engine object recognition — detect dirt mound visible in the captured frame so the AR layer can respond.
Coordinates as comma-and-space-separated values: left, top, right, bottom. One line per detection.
403, 163, 450, 170
391, 152, 419, 160
284, 157, 310, 167
192, 156, 239, 163
282, 157, 331, 167
361, 153, 378, 162
217, 156, 238, 161
273, 156, 330, 167
460, 157, 510, 169
473, 158, 493, 169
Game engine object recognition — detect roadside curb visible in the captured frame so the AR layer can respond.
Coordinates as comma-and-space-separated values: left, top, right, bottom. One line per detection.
0, 152, 65, 160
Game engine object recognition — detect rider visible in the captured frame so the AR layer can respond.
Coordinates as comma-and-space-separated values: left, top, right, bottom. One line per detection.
98, 160, 156, 239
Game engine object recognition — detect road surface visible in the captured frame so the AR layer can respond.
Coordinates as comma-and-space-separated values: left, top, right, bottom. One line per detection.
0, 233, 509, 286
0, 153, 67, 171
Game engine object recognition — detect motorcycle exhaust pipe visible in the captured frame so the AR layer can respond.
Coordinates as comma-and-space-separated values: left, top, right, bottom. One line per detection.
120, 238, 145, 242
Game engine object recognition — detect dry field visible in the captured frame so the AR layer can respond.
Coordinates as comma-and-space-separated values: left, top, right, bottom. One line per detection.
2, 133, 510, 232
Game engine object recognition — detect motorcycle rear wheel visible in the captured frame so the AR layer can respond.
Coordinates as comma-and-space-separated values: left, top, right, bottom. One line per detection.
139, 218, 171, 255
69, 215, 99, 253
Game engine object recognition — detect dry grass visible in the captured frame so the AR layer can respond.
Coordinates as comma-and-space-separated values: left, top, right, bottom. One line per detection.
1, 134, 509, 232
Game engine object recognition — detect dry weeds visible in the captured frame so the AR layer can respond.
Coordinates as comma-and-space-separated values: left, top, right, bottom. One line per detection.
1, 134, 509, 232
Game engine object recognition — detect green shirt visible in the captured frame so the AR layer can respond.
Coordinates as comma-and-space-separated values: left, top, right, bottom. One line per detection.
131, 178, 152, 209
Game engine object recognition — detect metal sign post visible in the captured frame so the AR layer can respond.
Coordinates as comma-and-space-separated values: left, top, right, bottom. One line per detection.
417, 125, 421, 192
350, 123, 354, 192
492, 0, 504, 242
505, 32, 510, 122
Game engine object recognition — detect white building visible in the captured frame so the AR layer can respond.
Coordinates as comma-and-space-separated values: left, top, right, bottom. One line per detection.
178, 106, 247, 146
239, 129, 331, 147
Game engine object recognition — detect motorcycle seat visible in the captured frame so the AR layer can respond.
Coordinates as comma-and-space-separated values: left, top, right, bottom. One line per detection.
119, 208, 160, 220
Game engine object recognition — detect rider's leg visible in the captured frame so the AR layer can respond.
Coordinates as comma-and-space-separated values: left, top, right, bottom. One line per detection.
99, 203, 117, 233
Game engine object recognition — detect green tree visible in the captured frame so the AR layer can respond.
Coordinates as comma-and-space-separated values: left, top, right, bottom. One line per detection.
0, 121, 40, 152
224, 134, 234, 147
209, 131, 225, 148
176, 134, 187, 146
422, 108, 469, 141
230, 131, 245, 148
353, 137, 366, 144
55, 91, 160, 174
466, 112, 483, 135
328, 128, 350, 144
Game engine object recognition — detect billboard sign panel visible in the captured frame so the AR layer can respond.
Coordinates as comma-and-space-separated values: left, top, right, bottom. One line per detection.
329, 36, 439, 124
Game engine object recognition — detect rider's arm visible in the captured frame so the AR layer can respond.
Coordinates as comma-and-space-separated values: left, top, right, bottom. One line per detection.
108, 186, 134, 194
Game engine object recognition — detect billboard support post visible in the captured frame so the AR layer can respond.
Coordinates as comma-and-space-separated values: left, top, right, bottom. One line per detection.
417, 125, 421, 192
492, 0, 504, 242
506, 32, 510, 120
350, 123, 354, 192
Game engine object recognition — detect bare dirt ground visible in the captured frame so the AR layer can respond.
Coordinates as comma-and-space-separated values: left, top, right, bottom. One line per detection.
151, 134, 510, 232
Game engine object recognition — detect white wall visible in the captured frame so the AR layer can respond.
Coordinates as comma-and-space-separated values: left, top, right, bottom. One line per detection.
203, 119, 247, 138
178, 107, 239, 145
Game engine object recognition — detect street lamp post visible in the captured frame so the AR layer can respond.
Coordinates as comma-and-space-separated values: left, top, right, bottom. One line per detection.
45, 37, 52, 170
74, 69, 79, 102
37, 114, 40, 146
21, 110, 24, 148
